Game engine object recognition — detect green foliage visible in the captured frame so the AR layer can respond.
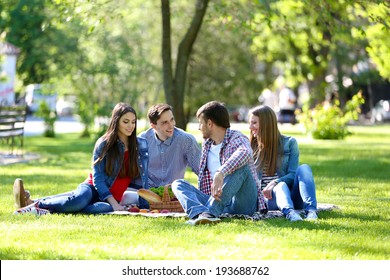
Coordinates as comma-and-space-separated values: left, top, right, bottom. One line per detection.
34, 101, 57, 137
76, 94, 95, 138
364, 4, 390, 80
5, 0, 80, 84
298, 92, 365, 139
150, 186, 176, 199
2, 0, 390, 129
250, 0, 390, 104
186, 1, 263, 114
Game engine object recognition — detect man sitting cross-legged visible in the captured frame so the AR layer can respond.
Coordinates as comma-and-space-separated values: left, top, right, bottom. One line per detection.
172, 101, 267, 225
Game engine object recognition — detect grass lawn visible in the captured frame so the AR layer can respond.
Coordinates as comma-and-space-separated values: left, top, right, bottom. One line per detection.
0, 123, 389, 260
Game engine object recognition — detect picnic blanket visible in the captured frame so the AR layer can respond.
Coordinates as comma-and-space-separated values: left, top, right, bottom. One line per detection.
105, 203, 338, 220
220, 203, 338, 220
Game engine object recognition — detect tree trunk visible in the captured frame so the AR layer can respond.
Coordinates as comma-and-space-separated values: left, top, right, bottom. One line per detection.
161, 0, 209, 129
161, 0, 174, 106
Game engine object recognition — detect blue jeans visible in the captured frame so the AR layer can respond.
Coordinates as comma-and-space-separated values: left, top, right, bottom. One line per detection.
267, 164, 317, 216
36, 182, 149, 214
172, 165, 258, 219
37, 183, 114, 214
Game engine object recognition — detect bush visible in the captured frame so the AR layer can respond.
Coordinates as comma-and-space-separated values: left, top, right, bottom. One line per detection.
35, 101, 57, 137
298, 92, 365, 140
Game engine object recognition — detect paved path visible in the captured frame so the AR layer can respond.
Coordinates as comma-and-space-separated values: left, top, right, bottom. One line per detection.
24, 115, 84, 136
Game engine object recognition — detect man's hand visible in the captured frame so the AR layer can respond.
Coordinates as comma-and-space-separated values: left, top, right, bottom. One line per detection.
212, 171, 224, 201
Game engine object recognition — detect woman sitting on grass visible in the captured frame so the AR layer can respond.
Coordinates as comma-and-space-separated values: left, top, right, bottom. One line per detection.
13, 102, 149, 215
248, 105, 318, 221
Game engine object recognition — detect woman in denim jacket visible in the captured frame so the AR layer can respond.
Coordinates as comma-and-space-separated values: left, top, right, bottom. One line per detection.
13, 103, 149, 215
248, 105, 317, 221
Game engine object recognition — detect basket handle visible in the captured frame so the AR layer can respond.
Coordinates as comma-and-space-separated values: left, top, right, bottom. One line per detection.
161, 184, 171, 202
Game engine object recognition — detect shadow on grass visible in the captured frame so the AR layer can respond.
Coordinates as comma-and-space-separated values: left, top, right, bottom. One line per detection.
0, 249, 76, 260
219, 207, 389, 235
318, 209, 390, 223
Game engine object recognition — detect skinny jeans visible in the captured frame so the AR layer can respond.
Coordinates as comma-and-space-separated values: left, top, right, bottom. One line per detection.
37, 183, 148, 214
266, 164, 317, 216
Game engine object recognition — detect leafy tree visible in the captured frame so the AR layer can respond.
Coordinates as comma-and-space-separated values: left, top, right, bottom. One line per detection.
5, 0, 80, 85
64, 1, 162, 134
250, 0, 389, 107
360, 3, 390, 80
3, 0, 389, 131
186, 1, 263, 118
0, 0, 13, 34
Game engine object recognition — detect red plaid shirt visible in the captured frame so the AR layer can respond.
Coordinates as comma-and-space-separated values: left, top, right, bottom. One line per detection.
198, 128, 267, 212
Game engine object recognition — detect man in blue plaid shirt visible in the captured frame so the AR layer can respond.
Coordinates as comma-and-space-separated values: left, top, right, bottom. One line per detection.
172, 101, 267, 225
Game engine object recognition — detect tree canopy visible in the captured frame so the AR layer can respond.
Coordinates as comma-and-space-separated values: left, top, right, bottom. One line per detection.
1, 0, 389, 129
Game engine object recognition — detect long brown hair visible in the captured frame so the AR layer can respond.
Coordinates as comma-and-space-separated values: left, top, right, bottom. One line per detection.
249, 105, 282, 175
94, 103, 140, 178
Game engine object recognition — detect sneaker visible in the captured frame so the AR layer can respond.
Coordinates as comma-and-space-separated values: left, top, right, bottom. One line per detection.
187, 212, 221, 226
13, 202, 50, 216
286, 210, 303, 222
185, 214, 199, 225
306, 210, 318, 220
13, 178, 34, 209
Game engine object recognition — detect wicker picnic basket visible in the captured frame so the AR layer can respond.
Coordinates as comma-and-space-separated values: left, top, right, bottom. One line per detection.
149, 185, 184, 213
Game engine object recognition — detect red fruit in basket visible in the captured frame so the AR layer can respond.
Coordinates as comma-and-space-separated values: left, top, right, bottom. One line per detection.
128, 206, 140, 213
160, 209, 170, 213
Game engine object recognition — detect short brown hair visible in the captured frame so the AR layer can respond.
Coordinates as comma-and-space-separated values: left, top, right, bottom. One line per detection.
147, 103, 173, 124
196, 101, 230, 129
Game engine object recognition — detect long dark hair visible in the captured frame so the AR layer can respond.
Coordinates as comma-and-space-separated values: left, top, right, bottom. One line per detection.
249, 105, 282, 175
94, 103, 140, 178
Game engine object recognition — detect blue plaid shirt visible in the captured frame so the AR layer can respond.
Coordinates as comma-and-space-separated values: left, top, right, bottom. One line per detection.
198, 128, 267, 212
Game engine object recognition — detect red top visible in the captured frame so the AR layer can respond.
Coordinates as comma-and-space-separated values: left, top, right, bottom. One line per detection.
85, 150, 132, 202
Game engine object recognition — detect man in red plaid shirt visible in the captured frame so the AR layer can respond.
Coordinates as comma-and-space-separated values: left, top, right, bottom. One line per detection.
172, 101, 267, 225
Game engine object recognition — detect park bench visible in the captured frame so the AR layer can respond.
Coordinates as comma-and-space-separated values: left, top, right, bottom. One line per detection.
0, 105, 28, 155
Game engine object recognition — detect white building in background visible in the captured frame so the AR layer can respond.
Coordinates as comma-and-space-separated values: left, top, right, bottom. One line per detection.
0, 42, 20, 105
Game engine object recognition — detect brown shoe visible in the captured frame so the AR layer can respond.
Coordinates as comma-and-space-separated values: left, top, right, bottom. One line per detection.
24, 190, 34, 205
13, 178, 33, 209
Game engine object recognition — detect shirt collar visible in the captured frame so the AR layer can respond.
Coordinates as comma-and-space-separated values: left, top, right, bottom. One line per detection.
153, 129, 175, 146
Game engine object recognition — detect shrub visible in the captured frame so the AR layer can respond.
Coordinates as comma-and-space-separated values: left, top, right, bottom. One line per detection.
35, 101, 57, 137
298, 92, 365, 139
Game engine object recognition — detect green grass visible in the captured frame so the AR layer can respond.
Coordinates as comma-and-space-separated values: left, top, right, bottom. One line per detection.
0, 124, 389, 260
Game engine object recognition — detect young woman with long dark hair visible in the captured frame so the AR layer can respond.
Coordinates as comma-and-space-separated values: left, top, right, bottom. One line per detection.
13, 103, 149, 215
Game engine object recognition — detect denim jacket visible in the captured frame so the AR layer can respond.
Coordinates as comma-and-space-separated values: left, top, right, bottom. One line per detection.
92, 136, 149, 201
256, 135, 299, 189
